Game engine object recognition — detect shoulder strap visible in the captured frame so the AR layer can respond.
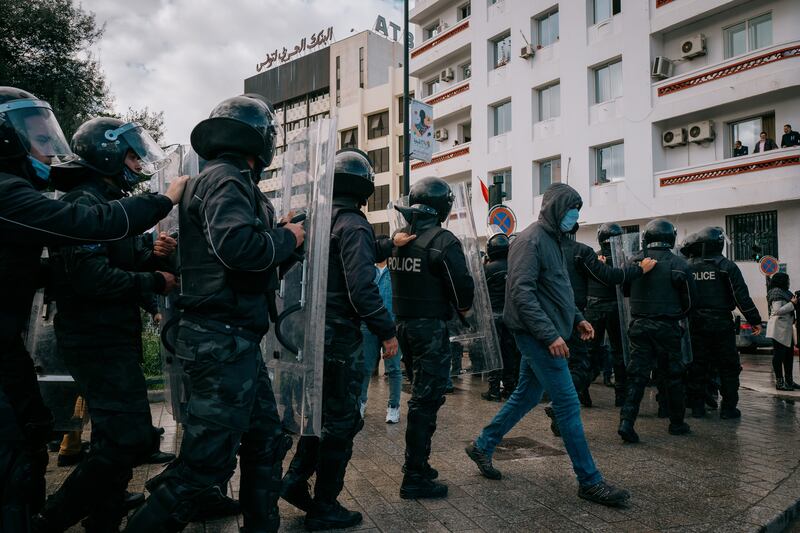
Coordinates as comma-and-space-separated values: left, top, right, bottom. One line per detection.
412, 226, 446, 251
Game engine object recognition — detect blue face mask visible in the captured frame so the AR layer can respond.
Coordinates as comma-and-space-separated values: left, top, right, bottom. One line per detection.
559, 208, 580, 233
28, 156, 51, 183
122, 167, 144, 191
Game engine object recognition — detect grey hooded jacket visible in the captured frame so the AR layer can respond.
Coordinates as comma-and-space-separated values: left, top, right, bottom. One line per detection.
503, 183, 584, 346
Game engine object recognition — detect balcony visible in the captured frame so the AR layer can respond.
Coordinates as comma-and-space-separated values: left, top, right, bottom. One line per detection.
423, 79, 470, 121
410, 18, 470, 75
652, 41, 800, 119
654, 147, 800, 212
410, 142, 471, 181
651, 0, 752, 34
409, 0, 447, 24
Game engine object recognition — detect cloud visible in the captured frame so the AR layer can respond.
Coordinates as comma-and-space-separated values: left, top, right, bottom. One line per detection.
78, 0, 404, 144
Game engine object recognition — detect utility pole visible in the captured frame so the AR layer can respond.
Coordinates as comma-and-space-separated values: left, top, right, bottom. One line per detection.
402, 0, 410, 196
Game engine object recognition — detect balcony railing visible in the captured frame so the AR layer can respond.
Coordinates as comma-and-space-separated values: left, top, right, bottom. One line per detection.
657, 148, 800, 187
411, 143, 470, 171
411, 19, 470, 60
656, 41, 800, 98
424, 80, 470, 106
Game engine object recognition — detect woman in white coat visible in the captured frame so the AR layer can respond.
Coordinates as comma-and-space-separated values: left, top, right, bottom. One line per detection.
766, 273, 798, 391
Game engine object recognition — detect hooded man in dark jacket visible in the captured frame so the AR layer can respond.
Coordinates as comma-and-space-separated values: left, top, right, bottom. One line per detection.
465, 183, 630, 508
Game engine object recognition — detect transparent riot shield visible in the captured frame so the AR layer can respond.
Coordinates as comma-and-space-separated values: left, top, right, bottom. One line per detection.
672, 249, 694, 365
609, 233, 639, 366
261, 118, 336, 437
27, 285, 82, 432
388, 185, 503, 377
150, 146, 196, 423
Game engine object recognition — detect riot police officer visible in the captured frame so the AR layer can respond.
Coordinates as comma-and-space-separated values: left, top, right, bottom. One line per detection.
544, 225, 654, 435
481, 232, 520, 402
31, 117, 178, 532
586, 223, 630, 406
125, 94, 305, 533
389, 177, 474, 499
0, 87, 185, 531
681, 227, 761, 419
618, 219, 696, 443
280, 148, 399, 530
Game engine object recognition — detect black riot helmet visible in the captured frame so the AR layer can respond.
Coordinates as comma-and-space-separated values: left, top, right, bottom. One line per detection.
54, 117, 168, 192
695, 226, 725, 256
679, 232, 701, 258
597, 222, 624, 245
486, 232, 510, 260
0, 86, 75, 187
190, 94, 278, 168
333, 148, 375, 202
396, 176, 455, 224
642, 218, 677, 249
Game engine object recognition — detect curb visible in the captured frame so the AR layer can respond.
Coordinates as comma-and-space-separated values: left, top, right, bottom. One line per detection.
148, 390, 165, 403
762, 499, 800, 533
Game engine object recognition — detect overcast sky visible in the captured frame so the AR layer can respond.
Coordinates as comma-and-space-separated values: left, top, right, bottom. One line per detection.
78, 0, 405, 145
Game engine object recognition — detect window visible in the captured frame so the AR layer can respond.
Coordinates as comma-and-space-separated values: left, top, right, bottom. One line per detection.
367, 111, 389, 139
491, 101, 512, 136
340, 128, 357, 149
729, 113, 775, 156
335, 56, 341, 106
726, 211, 778, 261
367, 147, 390, 173
595, 142, 624, 184
397, 92, 414, 123
537, 157, 561, 196
460, 62, 472, 80
459, 3, 471, 20
423, 21, 440, 41
491, 169, 512, 201
398, 136, 404, 162
724, 13, 772, 59
424, 77, 440, 97
358, 47, 365, 88
367, 185, 390, 212
622, 224, 639, 235
537, 9, 559, 47
459, 122, 472, 143
491, 32, 512, 68
372, 222, 390, 236
593, 0, 621, 24
594, 59, 622, 103
537, 82, 560, 121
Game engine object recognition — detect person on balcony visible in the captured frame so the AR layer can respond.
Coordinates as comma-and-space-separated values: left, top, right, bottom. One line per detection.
781, 124, 800, 148
733, 141, 748, 157
753, 131, 777, 153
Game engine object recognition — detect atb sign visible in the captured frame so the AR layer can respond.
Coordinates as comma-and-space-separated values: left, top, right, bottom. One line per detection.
488, 205, 517, 236
759, 255, 779, 276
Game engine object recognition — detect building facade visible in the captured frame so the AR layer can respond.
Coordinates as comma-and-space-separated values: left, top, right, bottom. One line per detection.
409, 0, 800, 315
244, 30, 412, 236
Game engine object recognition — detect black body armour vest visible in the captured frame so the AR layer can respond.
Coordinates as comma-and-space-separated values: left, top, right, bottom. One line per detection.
630, 250, 683, 318
689, 257, 733, 312
389, 226, 451, 320
178, 161, 275, 309
587, 246, 616, 301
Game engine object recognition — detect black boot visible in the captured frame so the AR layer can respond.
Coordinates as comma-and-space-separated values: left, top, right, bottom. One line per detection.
603, 375, 614, 388
578, 388, 592, 408
123, 482, 191, 532
305, 440, 361, 531
281, 437, 319, 513
400, 411, 447, 500
482, 373, 502, 401
668, 422, 691, 435
544, 406, 560, 437
239, 434, 292, 533
617, 420, 639, 443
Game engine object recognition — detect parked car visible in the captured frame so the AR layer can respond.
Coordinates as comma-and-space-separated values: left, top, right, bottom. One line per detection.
734, 314, 771, 353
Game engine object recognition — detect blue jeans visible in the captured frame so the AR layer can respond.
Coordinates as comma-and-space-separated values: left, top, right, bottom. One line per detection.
359, 327, 402, 408
475, 332, 603, 487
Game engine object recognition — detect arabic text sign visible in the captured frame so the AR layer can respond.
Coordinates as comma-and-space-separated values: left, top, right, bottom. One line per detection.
256, 27, 334, 72
409, 99, 434, 163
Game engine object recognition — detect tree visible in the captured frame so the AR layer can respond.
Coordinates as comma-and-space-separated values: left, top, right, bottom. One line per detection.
123, 106, 167, 144
0, 0, 111, 138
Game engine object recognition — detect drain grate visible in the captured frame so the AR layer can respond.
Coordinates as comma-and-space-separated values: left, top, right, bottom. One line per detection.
490, 437, 565, 461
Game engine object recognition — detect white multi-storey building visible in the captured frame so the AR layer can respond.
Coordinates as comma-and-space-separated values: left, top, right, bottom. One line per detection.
410, 0, 800, 314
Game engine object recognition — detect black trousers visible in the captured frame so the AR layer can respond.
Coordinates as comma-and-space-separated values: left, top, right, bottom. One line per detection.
567, 334, 592, 393
688, 315, 741, 410
585, 301, 626, 398
772, 339, 795, 382
486, 318, 521, 392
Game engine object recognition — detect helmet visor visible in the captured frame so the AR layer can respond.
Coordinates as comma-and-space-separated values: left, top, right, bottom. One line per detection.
107, 122, 168, 176
1, 100, 74, 163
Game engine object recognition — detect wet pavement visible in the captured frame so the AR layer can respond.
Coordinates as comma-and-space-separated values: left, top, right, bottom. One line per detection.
50, 353, 800, 532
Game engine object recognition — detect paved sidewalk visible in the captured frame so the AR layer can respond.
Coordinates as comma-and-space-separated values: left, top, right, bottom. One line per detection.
51, 359, 800, 532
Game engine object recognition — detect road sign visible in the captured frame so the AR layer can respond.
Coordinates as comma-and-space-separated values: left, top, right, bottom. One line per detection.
488, 205, 517, 236
759, 255, 779, 276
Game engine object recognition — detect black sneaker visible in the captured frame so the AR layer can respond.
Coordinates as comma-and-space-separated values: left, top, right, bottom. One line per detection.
720, 407, 741, 420
544, 406, 560, 437
400, 474, 448, 500
305, 500, 362, 531
617, 420, 639, 443
56, 452, 84, 467
464, 442, 501, 480
578, 388, 592, 408
481, 390, 502, 402
668, 422, 691, 435
146, 451, 176, 465
578, 481, 630, 507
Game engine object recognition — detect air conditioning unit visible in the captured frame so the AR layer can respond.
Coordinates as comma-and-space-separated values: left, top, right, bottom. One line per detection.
434, 128, 449, 141
688, 120, 715, 143
651, 56, 674, 79
520, 44, 535, 59
681, 34, 707, 59
662, 127, 687, 148
440, 68, 454, 81
437, 22, 449, 33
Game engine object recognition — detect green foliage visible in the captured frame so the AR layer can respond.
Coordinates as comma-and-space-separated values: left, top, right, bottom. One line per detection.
141, 312, 163, 378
